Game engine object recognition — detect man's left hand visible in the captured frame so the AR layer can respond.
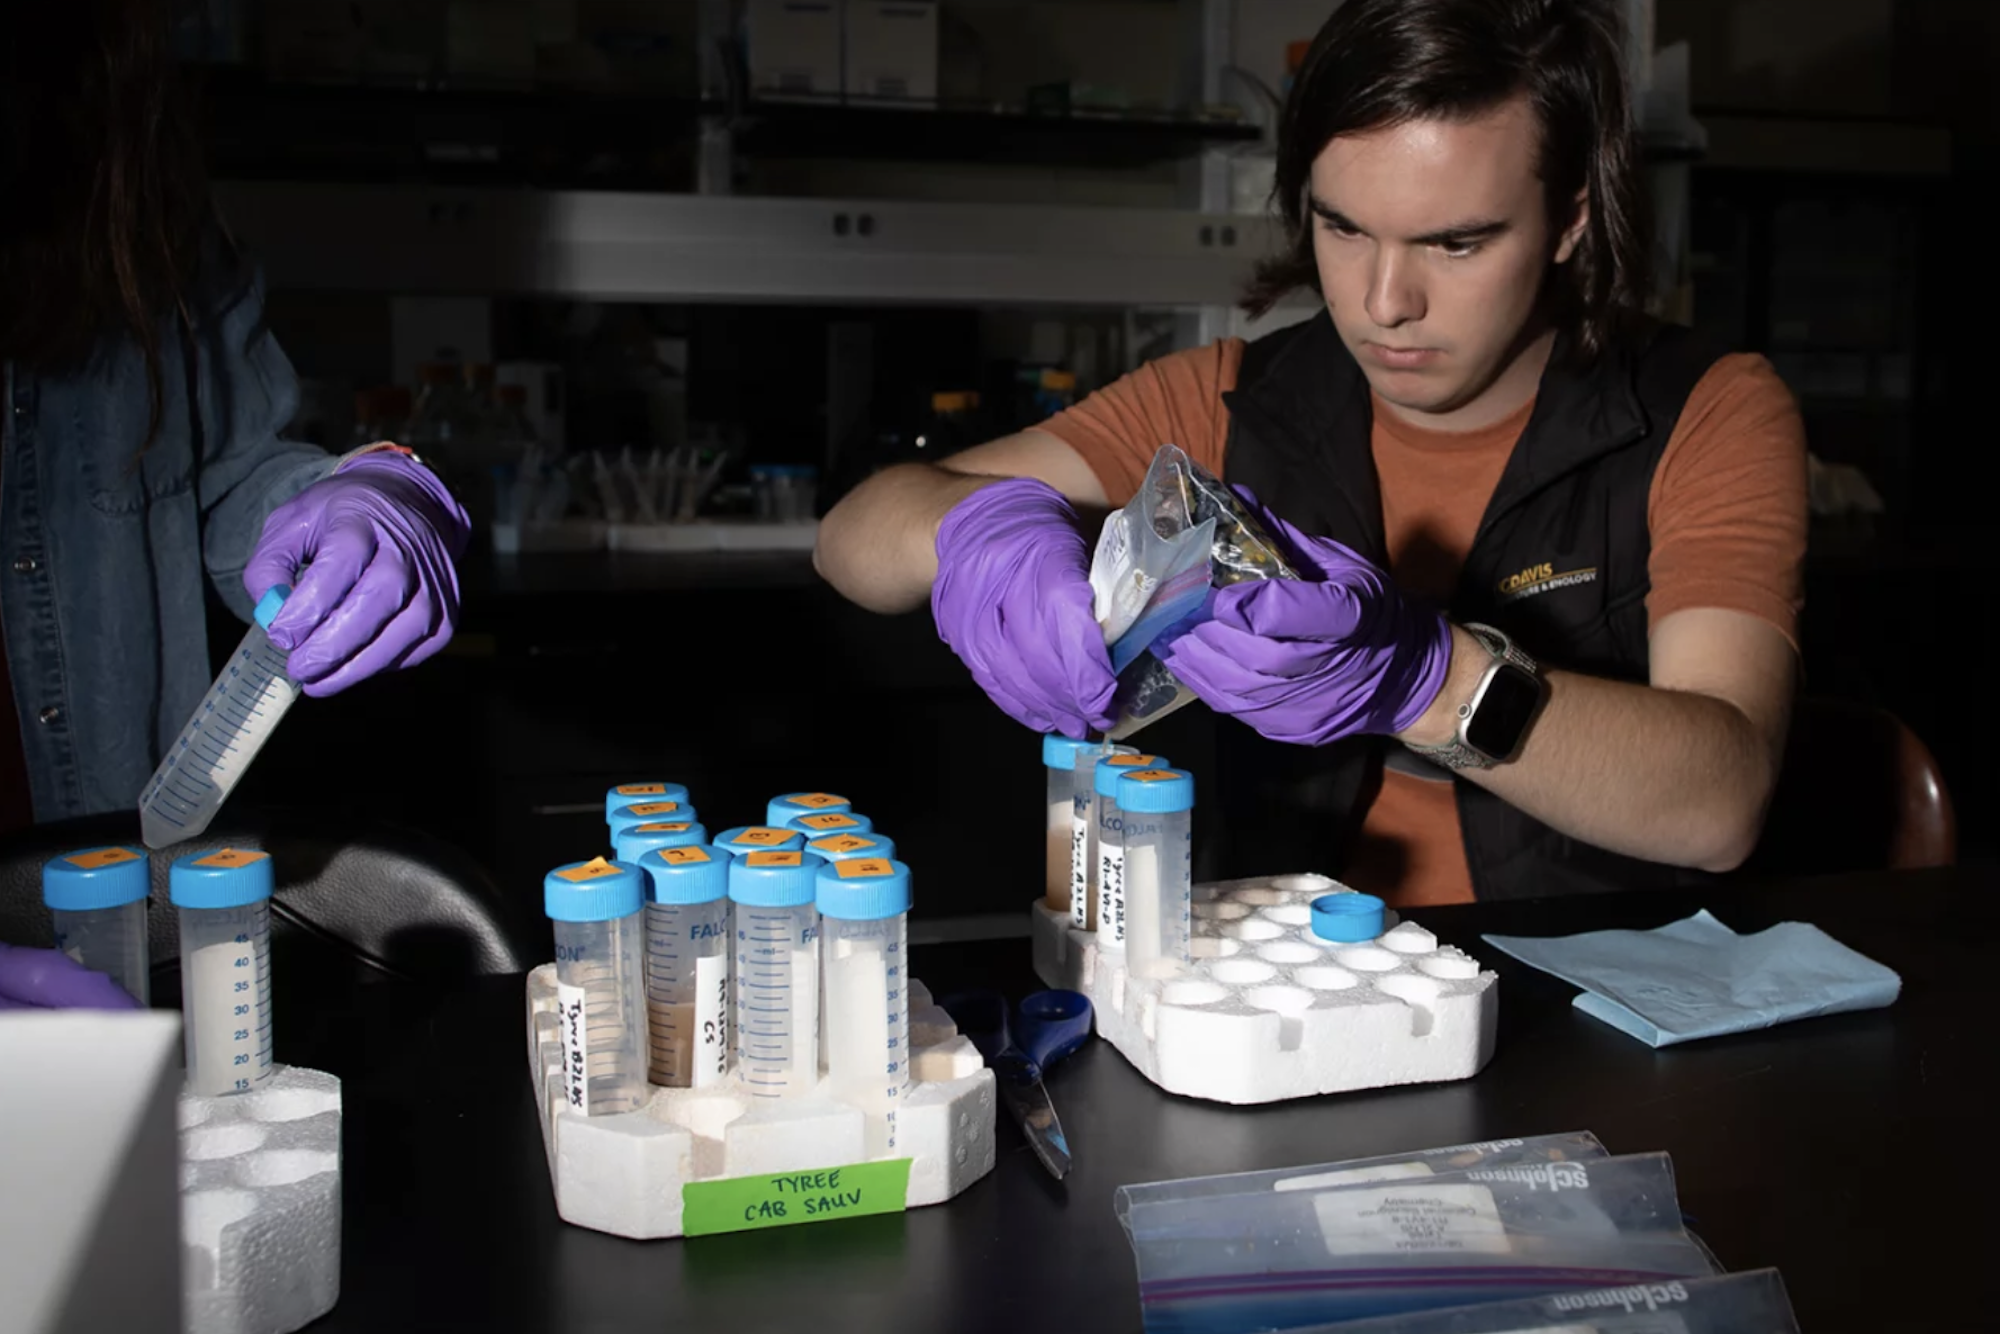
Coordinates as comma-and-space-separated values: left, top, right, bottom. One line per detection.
1151, 505, 1453, 746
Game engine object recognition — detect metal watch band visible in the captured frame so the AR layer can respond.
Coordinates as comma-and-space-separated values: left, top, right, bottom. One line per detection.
1402, 623, 1538, 771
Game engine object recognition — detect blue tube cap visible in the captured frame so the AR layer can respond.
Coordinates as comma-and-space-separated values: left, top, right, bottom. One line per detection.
614, 821, 710, 864
715, 826, 807, 858
804, 831, 897, 864
169, 849, 275, 910
545, 857, 645, 922
43, 847, 150, 911
609, 801, 700, 841
815, 856, 912, 921
1095, 752, 1168, 798
1310, 892, 1386, 943
765, 792, 851, 827
784, 809, 874, 837
727, 850, 826, 907
253, 585, 290, 631
1117, 767, 1194, 814
640, 846, 731, 905
604, 782, 691, 821
1042, 735, 1096, 771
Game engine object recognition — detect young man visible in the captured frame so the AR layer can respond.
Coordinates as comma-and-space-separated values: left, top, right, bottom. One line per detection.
814, 0, 1806, 905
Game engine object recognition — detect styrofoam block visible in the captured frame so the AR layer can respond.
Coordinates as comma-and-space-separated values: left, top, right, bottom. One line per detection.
1031, 875, 1498, 1105
526, 964, 995, 1240
909, 1003, 957, 1048
178, 1066, 342, 1334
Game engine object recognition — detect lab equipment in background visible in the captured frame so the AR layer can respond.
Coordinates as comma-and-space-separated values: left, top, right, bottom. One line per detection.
715, 826, 808, 858
639, 846, 732, 1089
348, 385, 412, 449
1070, 744, 1137, 933
171, 849, 276, 1096
1042, 735, 1094, 913
767, 791, 852, 826
937, 987, 1092, 1180
916, 391, 984, 459
609, 800, 701, 845
1095, 751, 1169, 953
845, 0, 940, 104
138, 587, 298, 850
43, 846, 151, 1006
543, 857, 650, 1116
816, 856, 912, 1156
783, 809, 874, 838
728, 851, 825, 1099
606, 782, 691, 825
1117, 769, 1194, 979
805, 831, 899, 864
749, 464, 818, 522
495, 359, 566, 450
614, 821, 710, 864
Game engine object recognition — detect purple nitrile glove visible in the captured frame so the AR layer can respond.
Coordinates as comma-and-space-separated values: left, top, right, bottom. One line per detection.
1150, 497, 1453, 746
932, 477, 1117, 738
244, 450, 471, 697
0, 943, 144, 1011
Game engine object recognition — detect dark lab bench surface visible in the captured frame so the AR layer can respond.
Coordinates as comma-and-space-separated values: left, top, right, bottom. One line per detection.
289, 867, 1989, 1334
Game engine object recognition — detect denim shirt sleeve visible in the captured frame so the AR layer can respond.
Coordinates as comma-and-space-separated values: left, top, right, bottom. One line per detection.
191, 264, 335, 623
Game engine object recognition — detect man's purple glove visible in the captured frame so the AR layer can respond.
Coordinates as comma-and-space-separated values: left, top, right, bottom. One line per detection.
932, 478, 1117, 738
1151, 501, 1453, 746
244, 450, 470, 697
0, 943, 144, 1011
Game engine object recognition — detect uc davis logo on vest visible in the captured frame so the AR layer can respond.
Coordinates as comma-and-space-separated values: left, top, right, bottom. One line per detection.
1496, 561, 1597, 603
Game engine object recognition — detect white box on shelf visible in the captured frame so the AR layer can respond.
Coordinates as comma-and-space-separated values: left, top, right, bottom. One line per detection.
746, 0, 843, 100
844, 0, 937, 104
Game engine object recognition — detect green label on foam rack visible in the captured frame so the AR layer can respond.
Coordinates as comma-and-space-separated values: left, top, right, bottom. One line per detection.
682, 1159, 912, 1237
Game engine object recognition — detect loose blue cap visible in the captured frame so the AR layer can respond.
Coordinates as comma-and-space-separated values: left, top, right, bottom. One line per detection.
614, 821, 710, 864
804, 831, 898, 863
639, 846, 730, 905
169, 849, 275, 910
765, 792, 851, 827
727, 851, 825, 908
43, 847, 150, 912
1042, 735, 1095, 770
1311, 892, 1386, 943
253, 585, 290, 631
815, 857, 912, 921
783, 809, 875, 837
715, 826, 807, 858
1117, 767, 1195, 814
604, 782, 691, 821
609, 801, 700, 841
1096, 753, 1168, 798
544, 857, 645, 922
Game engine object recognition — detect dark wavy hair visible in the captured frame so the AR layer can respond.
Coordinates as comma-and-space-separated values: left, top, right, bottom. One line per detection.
1, 1, 215, 439
1244, 0, 1650, 363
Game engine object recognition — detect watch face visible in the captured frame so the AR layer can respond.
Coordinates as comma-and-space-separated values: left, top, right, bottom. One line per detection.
1465, 664, 1543, 759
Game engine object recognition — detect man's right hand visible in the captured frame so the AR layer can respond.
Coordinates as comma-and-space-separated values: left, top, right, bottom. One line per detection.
931, 478, 1117, 738
0, 943, 144, 1011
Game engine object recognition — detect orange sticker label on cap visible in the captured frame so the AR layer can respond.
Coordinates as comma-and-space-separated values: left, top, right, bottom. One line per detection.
786, 793, 847, 810
657, 847, 712, 866
834, 858, 894, 880
634, 822, 694, 834
65, 847, 141, 870
1105, 754, 1158, 768
745, 851, 803, 868
616, 784, 666, 797
192, 848, 269, 869
1123, 769, 1181, 783
628, 801, 683, 817
729, 828, 792, 847
810, 834, 877, 854
555, 857, 621, 883
796, 813, 861, 832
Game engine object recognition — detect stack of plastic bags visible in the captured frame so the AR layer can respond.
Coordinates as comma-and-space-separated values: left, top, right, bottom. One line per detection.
1117, 1132, 1799, 1333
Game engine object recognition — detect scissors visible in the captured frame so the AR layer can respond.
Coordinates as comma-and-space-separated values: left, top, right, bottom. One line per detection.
938, 987, 1094, 1180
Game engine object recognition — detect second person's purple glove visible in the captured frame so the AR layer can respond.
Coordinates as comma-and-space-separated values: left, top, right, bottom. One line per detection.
932, 478, 1117, 738
0, 942, 144, 1011
1151, 504, 1453, 746
244, 448, 470, 697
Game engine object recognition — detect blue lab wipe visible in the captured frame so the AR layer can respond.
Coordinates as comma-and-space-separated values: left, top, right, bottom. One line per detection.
1482, 909, 1902, 1047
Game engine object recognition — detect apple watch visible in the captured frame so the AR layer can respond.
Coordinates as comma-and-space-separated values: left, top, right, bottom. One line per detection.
1402, 623, 1547, 771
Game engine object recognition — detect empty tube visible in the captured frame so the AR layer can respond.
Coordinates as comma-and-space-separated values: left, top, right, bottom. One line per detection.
544, 857, 650, 1115
1116, 767, 1195, 979
43, 846, 150, 1006
728, 850, 825, 1099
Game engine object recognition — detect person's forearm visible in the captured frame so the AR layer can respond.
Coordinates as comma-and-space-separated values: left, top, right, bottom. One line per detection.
1399, 627, 1784, 872
813, 464, 995, 614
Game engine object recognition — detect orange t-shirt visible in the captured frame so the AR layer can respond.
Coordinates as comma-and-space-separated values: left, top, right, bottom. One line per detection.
1041, 336, 1808, 907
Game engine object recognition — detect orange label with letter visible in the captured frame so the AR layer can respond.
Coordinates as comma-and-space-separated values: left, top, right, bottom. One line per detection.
616, 784, 666, 797
745, 852, 804, 868
729, 828, 792, 847
192, 849, 269, 869
555, 857, 621, 883
786, 793, 847, 810
66, 848, 141, 870
834, 858, 894, 880
1105, 754, 1158, 769
657, 847, 711, 866
796, 813, 860, 832
1123, 769, 1181, 783
634, 822, 694, 834
810, 835, 877, 855
628, 801, 683, 817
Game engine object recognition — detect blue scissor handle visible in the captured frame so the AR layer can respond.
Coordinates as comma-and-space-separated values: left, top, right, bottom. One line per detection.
1014, 989, 1093, 1078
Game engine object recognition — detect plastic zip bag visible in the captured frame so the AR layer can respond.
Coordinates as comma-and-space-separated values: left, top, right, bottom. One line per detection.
1276, 1269, 1799, 1334
1088, 444, 1300, 740
1119, 1152, 1717, 1334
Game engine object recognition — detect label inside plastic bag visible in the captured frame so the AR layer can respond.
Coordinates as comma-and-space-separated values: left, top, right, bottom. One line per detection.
1276, 1161, 1436, 1193
1312, 1183, 1511, 1257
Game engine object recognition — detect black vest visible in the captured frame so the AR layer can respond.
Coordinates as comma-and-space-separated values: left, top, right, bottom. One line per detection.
1215, 310, 1725, 900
